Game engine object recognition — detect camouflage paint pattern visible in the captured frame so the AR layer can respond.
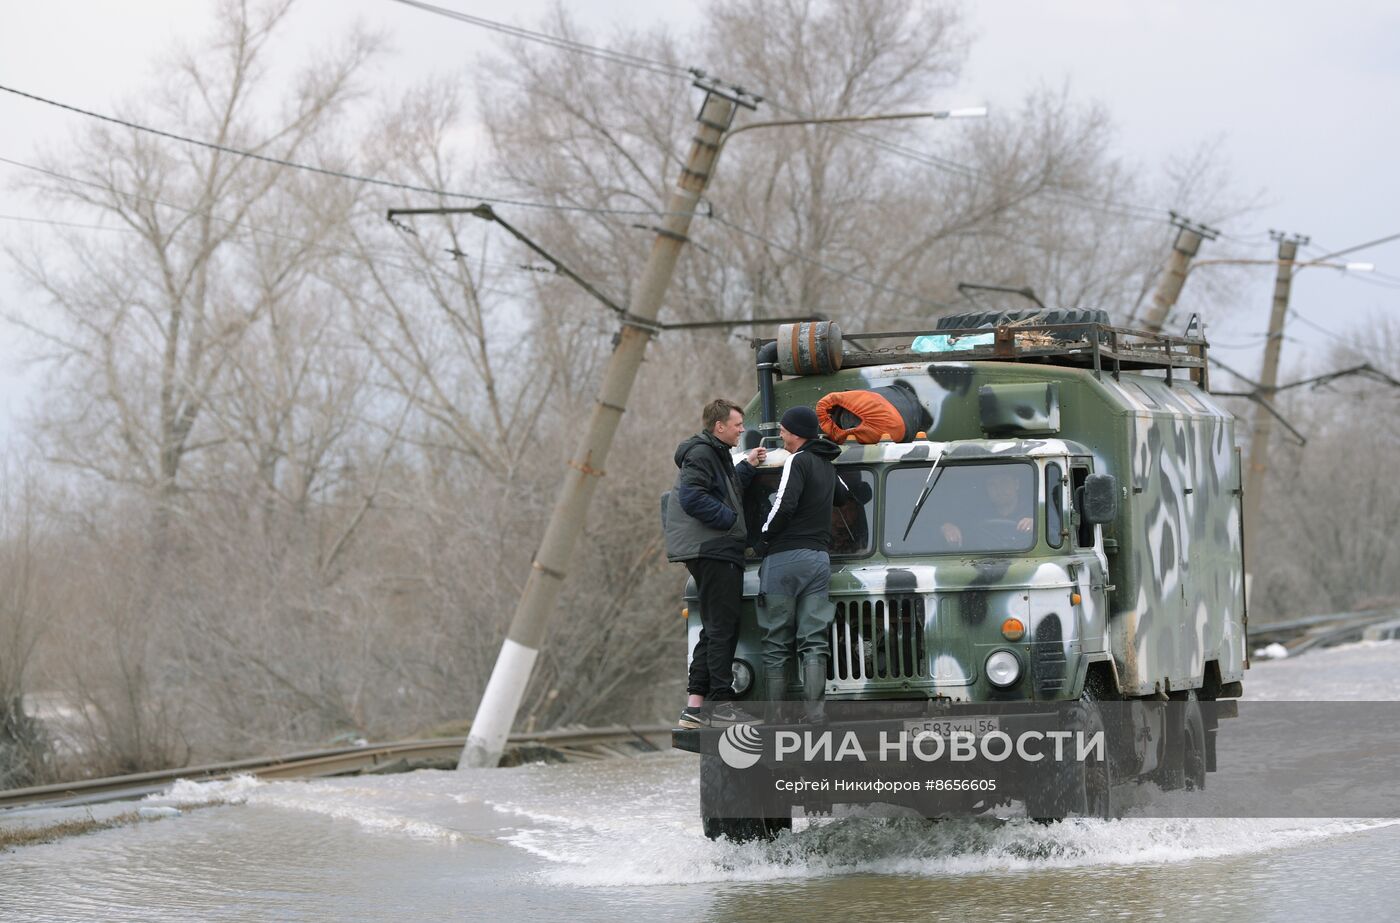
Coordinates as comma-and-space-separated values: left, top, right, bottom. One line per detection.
684, 358, 1247, 703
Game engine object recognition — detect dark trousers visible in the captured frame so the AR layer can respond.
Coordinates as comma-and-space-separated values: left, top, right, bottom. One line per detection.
685, 557, 743, 702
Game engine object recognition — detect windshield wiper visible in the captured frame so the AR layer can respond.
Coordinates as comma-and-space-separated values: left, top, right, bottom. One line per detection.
833, 474, 858, 546
901, 450, 947, 542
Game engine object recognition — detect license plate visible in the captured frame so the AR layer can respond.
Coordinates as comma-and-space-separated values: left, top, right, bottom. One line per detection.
903, 716, 1000, 738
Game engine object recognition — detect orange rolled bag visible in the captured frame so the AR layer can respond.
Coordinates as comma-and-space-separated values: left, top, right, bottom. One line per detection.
817, 389, 907, 444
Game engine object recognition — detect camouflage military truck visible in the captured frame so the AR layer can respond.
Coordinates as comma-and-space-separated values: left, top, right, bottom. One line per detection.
670, 311, 1247, 840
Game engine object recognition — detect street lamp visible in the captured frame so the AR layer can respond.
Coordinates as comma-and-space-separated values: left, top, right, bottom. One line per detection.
1147, 254, 1374, 334
716, 105, 988, 158
713, 104, 987, 331
1183, 257, 1375, 278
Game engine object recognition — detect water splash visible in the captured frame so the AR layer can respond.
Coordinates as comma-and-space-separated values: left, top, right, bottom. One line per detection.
525, 815, 1400, 887
143, 774, 462, 842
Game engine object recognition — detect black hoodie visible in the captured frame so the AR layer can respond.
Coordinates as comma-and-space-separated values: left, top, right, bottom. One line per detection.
758, 438, 850, 556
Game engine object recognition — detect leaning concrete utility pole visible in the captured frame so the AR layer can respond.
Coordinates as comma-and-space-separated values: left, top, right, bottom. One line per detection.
1242, 231, 1305, 579
1141, 214, 1218, 334
460, 87, 746, 769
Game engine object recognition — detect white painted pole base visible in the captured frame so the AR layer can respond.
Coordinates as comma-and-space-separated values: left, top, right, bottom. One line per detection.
458, 638, 539, 769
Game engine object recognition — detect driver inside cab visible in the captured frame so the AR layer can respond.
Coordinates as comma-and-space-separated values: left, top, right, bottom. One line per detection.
940, 468, 1034, 549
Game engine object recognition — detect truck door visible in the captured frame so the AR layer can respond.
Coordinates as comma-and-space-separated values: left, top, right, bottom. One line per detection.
1070, 457, 1110, 654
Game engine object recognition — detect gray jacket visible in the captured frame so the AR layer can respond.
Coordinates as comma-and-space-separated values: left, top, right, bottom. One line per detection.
662, 431, 756, 565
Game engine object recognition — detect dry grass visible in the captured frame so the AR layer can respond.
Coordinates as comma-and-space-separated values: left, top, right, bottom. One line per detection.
0, 810, 145, 851
0, 801, 224, 852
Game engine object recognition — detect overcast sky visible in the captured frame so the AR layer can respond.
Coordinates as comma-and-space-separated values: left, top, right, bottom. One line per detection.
3, 0, 1397, 441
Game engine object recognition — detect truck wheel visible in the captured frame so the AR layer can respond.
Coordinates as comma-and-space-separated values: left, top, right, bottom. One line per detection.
702, 815, 791, 842
1081, 699, 1117, 818
1025, 693, 1117, 821
699, 754, 791, 842
1182, 693, 1207, 791
1150, 690, 1206, 791
1150, 699, 1185, 791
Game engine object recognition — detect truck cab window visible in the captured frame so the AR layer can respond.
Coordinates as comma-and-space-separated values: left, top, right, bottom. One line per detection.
1046, 462, 1065, 549
883, 462, 1037, 555
1071, 465, 1094, 548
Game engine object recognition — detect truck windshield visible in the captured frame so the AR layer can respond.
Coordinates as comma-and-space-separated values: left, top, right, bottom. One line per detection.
883, 462, 1037, 555
745, 467, 876, 558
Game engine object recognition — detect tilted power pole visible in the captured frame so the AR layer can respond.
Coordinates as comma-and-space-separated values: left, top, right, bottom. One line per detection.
1141, 214, 1218, 334
1242, 231, 1306, 580
460, 86, 749, 769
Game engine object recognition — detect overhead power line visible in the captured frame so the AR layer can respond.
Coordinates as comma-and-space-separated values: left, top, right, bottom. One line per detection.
0, 154, 554, 280
759, 97, 1170, 225
388, 0, 690, 79
0, 212, 135, 233
0, 82, 663, 219
1310, 230, 1400, 263
1286, 309, 1356, 348
0, 2, 1263, 294
0, 75, 962, 312
0, 150, 937, 311
1214, 228, 1276, 245
708, 213, 955, 310
388, 1, 1232, 232
0, 57, 1295, 310
0, 143, 934, 314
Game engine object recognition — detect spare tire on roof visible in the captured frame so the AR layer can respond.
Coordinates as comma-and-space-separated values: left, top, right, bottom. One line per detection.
934, 309, 1110, 340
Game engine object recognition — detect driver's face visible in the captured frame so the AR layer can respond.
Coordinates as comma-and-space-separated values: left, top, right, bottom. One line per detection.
987, 472, 1020, 510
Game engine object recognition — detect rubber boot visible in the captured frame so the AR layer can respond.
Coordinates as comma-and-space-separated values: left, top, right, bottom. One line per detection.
763, 666, 790, 725
801, 656, 828, 724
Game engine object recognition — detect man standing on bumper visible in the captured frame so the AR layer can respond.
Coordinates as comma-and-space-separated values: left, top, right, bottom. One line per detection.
664, 399, 765, 728
756, 406, 847, 723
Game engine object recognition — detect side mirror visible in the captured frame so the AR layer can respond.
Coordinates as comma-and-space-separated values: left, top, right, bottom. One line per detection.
1082, 474, 1118, 524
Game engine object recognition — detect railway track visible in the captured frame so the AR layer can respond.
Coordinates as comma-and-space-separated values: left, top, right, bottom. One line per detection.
1247, 607, 1400, 656
0, 724, 672, 812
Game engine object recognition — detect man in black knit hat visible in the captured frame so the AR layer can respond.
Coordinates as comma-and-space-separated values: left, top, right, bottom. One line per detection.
755, 405, 849, 723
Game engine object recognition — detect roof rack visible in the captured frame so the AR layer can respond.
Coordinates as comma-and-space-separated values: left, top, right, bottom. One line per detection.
829, 320, 1211, 389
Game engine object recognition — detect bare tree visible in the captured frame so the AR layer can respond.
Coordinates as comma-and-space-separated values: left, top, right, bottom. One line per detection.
7, 0, 380, 551
1252, 315, 1400, 619
0, 465, 54, 788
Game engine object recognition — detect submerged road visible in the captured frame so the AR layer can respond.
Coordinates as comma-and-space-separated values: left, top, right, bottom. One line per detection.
2, 641, 1399, 922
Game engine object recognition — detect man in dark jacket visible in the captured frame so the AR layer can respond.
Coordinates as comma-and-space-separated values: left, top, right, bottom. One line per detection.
755, 405, 850, 723
664, 399, 765, 728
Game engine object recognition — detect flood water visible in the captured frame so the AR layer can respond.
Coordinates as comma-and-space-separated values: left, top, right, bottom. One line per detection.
4, 641, 1400, 922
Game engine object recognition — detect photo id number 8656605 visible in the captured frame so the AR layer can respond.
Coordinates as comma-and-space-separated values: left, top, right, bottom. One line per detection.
925, 778, 997, 792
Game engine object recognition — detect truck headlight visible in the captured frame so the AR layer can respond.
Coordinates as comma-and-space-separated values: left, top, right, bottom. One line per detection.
731, 659, 754, 695
985, 650, 1021, 687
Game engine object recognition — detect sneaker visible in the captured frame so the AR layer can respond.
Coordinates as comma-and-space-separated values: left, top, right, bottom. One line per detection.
709, 702, 764, 726
677, 706, 710, 729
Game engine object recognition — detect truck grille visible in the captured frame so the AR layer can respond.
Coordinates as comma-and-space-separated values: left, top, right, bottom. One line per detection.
829, 596, 928, 681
